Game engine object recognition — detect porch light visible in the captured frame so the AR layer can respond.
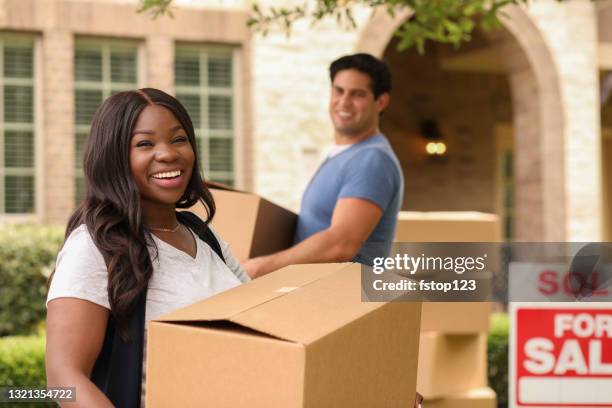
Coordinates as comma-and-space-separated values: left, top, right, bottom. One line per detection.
426, 142, 447, 155
420, 119, 447, 156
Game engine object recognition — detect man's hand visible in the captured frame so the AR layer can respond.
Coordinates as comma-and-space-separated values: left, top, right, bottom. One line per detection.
241, 197, 383, 278
242, 256, 272, 279
415, 391, 423, 408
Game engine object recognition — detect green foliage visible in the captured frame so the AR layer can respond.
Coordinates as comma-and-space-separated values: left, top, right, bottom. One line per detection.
138, 0, 529, 53
0, 225, 64, 337
0, 335, 46, 386
0, 335, 55, 408
488, 313, 509, 408
138, 0, 174, 18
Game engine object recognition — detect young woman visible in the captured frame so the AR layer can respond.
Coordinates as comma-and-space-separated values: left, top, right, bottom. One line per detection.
46, 88, 249, 407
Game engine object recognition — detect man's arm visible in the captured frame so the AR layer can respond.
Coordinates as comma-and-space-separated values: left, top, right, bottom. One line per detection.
242, 197, 382, 278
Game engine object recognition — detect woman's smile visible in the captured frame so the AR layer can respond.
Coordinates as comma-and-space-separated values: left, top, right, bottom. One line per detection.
150, 169, 186, 189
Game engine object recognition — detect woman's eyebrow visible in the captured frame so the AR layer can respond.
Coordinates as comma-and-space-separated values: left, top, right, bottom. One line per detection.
133, 129, 154, 135
132, 125, 183, 135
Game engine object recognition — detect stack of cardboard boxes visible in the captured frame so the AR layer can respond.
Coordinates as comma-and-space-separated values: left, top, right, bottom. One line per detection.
395, 211, 499, 408
159, 188, 498, 406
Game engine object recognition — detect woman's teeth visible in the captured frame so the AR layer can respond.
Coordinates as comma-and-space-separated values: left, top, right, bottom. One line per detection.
152, 170, 181, 179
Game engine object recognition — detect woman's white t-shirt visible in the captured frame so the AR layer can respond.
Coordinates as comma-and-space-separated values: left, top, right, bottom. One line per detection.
46, 224, 250, 406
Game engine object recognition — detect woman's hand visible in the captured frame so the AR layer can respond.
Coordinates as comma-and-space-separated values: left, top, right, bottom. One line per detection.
46, 298, 114, 407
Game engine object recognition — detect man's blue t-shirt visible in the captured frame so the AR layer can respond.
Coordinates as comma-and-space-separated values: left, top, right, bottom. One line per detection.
294, 134, 404, 266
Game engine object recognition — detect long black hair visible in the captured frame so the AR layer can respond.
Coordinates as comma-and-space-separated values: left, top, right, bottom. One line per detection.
63, 88, 215, 338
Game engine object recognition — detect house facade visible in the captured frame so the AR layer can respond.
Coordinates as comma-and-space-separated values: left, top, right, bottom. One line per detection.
0, 0, 611, 243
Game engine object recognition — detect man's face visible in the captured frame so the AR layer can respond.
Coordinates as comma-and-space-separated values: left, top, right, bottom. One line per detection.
329, 69, 388, 138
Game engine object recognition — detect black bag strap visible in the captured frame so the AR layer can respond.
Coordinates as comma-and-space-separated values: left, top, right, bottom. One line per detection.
91, 212, 225, 407
91, 292, 145, 408
176, 210, 225, 264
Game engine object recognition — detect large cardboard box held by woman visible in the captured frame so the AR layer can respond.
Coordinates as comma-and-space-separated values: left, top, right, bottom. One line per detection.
146, 263, 422, 407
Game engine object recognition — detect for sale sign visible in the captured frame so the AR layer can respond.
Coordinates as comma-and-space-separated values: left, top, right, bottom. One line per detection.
510, 303, 612, 407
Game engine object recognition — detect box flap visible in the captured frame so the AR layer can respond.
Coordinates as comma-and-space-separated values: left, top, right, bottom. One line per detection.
205, 180, 243, 192
155, 263, 344, 324
230, 263, 385, 344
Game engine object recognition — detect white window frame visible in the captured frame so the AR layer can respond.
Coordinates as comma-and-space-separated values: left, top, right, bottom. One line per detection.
74, 38, 140, 204
175, 44, 242, 188
0, 34, 37, 220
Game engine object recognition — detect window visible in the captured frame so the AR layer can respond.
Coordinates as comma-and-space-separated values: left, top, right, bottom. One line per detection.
175, 45, 236, 186
74, 39, 139, 204
0, 36, 35, 214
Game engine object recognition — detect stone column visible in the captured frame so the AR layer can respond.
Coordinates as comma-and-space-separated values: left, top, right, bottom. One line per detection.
42, 29, 74, 224
145, 34, 174, 94
527, 0, 602, 241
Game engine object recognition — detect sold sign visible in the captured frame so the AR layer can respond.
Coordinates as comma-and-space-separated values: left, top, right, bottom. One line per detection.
511, 303, 612, 407
508, 262, 612, 302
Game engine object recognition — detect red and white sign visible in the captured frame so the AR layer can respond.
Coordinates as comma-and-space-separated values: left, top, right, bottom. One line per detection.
510, 303, 612, 407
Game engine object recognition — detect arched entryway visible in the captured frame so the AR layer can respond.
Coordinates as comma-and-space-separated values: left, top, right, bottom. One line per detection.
355, 5, 566, 241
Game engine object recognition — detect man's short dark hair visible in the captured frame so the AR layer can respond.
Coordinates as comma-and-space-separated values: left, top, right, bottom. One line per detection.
329, 53, 391, 99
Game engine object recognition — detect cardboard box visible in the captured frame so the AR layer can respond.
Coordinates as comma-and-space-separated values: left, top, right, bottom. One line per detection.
421, 302, 490, 333
417, 333, 487, 399
395, 211, 501, 243
146, 263, 422, 408
394, 212, 497, 334
188, 184, 296, 260
425, 387, 496, 408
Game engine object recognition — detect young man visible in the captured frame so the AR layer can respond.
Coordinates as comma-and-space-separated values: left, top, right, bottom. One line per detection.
243, 53, 404, 278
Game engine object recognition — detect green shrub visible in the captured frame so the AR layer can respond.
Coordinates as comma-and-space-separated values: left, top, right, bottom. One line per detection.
488, 312, 509, 408
0, 335, 46, 386
0, 334, 55, 407
0, 225, 64, 337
